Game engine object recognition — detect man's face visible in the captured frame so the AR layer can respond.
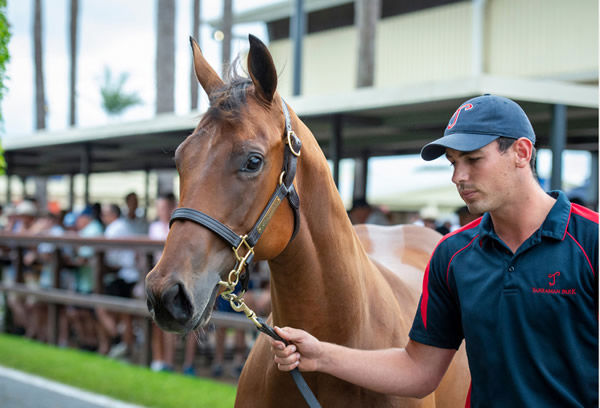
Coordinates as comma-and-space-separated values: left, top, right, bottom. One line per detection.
101, 206, 117, 225
76, 215, 91, 230
446, 141, 515, 215
127, 195, 138, 212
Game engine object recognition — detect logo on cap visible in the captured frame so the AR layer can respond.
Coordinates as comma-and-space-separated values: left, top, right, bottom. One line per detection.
447, 103, 473, 130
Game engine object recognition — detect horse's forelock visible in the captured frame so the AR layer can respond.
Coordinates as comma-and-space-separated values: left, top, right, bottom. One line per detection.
206, 58, 254, 122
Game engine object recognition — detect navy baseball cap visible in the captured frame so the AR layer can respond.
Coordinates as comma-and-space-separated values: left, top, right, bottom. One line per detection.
420, 94, 536, 161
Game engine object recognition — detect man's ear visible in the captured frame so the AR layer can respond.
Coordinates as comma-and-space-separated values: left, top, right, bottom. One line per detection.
513, 137, 533, 169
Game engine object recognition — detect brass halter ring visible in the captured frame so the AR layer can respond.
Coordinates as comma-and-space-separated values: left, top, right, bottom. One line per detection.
287, 130, 301, 157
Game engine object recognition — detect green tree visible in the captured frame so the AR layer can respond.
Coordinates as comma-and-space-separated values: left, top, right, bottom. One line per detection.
0, 0, 11, 172
100, 66, 142, 116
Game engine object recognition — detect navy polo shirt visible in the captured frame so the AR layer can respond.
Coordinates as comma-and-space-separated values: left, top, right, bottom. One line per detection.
409, 191, 598, 407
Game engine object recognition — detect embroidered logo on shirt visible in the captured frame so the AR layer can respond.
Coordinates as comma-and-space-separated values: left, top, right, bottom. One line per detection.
532, 271, 576, 295
548, 271, 560, 286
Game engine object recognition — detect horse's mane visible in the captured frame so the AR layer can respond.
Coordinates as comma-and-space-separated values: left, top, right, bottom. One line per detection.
206, 57, 252, 123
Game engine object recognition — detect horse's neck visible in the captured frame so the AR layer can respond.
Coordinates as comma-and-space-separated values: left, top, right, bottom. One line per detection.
268, 124, 374, 339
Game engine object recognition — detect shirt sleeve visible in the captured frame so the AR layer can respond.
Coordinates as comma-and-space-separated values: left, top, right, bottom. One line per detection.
409, 242, 464, 350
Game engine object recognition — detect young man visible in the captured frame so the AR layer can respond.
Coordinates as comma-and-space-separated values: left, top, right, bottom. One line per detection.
270, 95, 598, 407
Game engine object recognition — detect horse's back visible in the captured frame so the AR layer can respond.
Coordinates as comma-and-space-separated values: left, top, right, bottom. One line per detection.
355, 223, 471, 408
354, 223, 441, 295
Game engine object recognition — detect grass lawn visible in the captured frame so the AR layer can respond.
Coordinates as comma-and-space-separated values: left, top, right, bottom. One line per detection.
0, 333, 236, 407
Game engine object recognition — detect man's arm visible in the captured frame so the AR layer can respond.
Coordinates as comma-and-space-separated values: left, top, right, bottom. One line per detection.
271, 326, 456, 398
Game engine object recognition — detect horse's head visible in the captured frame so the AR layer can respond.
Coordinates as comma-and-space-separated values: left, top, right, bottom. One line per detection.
145, 35, 298, 333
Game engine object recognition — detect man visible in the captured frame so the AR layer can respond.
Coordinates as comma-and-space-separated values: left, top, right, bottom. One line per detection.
96, 202, 141, 356
271, 95, 598, 407
124, 192, 148, 235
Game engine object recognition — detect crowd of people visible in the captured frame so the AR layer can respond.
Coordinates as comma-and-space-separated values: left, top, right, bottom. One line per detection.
0, 192, 271, 380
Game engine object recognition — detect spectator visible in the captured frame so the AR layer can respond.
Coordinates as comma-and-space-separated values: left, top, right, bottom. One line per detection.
95, 202, 140, 357
73, 206, 104, 292
148, 193, 178, 372
455, 205, 481, 228
418, 205, 439, 231
4, 200, 40, 336
124, 192, 148, 235
348, 198, 390, 225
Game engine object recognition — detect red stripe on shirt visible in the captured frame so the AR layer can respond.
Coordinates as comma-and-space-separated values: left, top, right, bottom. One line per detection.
420, 217, 482, 329
572, 203, 599, 223
562, 204, 597, 240
566, 231, 595, 277
446, 235, 479, 290
465, 382, 472, 408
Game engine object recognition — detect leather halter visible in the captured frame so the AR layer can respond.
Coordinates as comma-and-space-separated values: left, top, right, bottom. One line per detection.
169, 98, 301, 288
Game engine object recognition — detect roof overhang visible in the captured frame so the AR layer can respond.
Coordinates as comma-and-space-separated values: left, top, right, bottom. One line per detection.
3, 75, 597, 177
206, 0, 353, 27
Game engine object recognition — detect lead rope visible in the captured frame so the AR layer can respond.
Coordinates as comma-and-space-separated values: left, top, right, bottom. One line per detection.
218, 239, 321, 408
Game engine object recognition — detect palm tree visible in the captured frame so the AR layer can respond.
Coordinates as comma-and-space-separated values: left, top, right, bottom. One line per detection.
156, 0, 175, 114
100, 67, 142, 117
33, 0, 46, 129
68, 0, 79, 126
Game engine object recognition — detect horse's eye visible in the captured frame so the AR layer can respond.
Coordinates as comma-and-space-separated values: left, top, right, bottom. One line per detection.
242, 154, 263, 172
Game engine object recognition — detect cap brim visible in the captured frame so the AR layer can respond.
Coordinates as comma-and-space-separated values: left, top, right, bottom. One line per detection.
420, 133, 500, 161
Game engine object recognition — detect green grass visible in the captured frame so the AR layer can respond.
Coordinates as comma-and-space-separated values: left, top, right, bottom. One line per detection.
0, 334, 236, 407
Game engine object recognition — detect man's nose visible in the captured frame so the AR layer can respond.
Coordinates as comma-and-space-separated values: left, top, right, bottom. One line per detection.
451, 164, 468, 185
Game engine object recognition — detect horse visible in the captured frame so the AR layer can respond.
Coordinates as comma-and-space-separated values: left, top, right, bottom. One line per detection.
145, 35, 470, 407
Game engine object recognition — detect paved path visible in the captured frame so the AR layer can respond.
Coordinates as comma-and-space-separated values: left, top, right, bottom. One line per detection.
0, 366, 146, 408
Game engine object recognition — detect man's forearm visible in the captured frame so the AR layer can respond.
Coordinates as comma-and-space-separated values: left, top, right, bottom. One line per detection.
317, 341, 453, 398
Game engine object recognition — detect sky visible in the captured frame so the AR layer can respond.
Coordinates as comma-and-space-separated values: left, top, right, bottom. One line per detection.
3, 0, 272, 133
1, 0, 592, 211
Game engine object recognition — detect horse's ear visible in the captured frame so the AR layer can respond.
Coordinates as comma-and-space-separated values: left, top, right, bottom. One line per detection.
247, 34, 277, 104
190, 36, 224, 96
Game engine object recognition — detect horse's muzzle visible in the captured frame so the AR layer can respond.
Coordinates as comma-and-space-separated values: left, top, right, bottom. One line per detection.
146, 282, 194, 333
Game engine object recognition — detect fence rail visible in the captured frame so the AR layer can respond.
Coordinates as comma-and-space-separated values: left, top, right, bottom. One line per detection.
0, 232, 255, 366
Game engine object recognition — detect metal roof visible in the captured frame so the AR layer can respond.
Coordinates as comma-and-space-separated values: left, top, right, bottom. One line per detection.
4, 75, 597, 177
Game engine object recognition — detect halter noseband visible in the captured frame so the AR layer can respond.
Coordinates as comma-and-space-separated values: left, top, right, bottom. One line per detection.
168, 98, 301, 295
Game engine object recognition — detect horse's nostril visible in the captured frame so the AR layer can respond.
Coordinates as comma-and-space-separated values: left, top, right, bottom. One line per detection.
146, 297, 154, 314
161, 282, 193, 324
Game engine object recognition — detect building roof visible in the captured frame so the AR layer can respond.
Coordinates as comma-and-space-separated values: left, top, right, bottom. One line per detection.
3, 75, 597, 177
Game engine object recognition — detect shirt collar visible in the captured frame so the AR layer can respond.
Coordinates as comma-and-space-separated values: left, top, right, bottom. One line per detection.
477, 190, 571, 243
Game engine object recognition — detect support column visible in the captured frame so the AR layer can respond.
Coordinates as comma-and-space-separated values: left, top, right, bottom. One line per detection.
330, 114, 343, 188
81, 144, 91, 206
34, 176, 47, 212
5, 174, 10, 205
550, 104, 567, 191
221, 0, 232, 78
157, 170, 175, 196
471, 0, 486, 76
68, 174, 75, 211
291, 0, 305, 96
144, 169, 151, 211
20, 176, 27, 199
353, 150, 370, 202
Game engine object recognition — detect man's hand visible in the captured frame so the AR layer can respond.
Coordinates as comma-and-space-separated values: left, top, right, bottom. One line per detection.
270, 326, 321, 372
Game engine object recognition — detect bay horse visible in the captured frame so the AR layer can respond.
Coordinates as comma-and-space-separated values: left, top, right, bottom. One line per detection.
145, 35, 470, 407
